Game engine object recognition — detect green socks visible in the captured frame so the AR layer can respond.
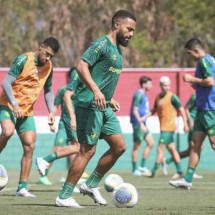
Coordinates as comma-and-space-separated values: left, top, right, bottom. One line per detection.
166, 157, 173, 164
43, 152, 59, 163
140, 158, 146, 168
59, 182, 75, 199
175, 162, 183, 174
151, 162, 161, 174
17, 181, 27, 191
132, 161, 137, 172
86, 170, 103, 188
184, 167, 196, 183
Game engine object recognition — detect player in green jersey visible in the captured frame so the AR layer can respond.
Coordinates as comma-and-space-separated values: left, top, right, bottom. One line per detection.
55, 10, 137, 208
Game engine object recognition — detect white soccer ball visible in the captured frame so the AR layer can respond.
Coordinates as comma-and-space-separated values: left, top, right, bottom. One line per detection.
0, 164, 8, 191
104, 174, 124, 192
112, 183, 138, 208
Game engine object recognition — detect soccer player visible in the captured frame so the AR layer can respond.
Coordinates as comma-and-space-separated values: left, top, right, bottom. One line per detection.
0, 37, 60, 197
169, 38, 215, 189
142, 76, 189, 178
163, 92, 203, 179
37, 67, 86, 186
55, 10, 137, 208
130, 76, 154, 176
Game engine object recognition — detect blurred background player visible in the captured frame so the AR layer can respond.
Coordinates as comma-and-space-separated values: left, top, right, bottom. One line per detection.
142, 76, 189, 178
163, 92, 203, 179
130, 76, 154, 176
169, 38, 215, 189
0, 37, 60, 197
37, 67, 88, 186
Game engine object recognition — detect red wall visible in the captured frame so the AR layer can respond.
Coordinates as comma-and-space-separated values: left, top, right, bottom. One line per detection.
0, 68, 195, 116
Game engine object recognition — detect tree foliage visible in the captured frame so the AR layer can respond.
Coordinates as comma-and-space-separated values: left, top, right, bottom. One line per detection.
0, 0, 214, 67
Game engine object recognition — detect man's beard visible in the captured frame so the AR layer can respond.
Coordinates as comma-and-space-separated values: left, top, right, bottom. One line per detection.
116, 31, 129, 47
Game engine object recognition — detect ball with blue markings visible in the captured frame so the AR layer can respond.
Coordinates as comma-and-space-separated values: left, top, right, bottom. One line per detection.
112, 183, 138, 208
0, 164, 8, 191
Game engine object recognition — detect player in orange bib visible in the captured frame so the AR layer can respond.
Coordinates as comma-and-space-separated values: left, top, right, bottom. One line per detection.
142, 76, 189, 178
0, 37, 60, 197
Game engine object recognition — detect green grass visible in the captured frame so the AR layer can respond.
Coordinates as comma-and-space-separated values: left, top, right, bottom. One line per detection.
0, 170, 215, 215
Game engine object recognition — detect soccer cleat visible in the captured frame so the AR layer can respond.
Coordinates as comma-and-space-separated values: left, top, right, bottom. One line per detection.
142, 171, 155, 178
169, 178, 192, 190
132, 169, 142, 176
138, 166, 150, 174
80, 183, 107, 205
38, 176, 52, 185
162, 157, 168, 176
16, 188, 36, 197
193, 173, 203, 179
36, 157, 49, 176
55, 196, 83, 208
171, 173, 183, 180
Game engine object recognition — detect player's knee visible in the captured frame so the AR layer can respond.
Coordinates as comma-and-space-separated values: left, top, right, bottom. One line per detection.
1, 128, 14, 139
114, 145, 126, 156
23, 142, 35, 154
211, 143, 215, 150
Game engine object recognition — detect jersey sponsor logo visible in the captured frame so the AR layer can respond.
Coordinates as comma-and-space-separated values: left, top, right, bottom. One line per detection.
90, 131, 99, 140
95, 39, 108, 53
109, 67, 121, 74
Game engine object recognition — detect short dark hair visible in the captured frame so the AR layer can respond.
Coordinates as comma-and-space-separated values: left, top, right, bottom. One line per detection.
139, 76, 152, 86
68, 67, 77, 80
112, 10, 136, 28
42, 37, 60, 53
184, 38, 204, 50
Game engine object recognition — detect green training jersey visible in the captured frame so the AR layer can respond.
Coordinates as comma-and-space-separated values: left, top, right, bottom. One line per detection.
54, 85, 69, 118
185, 93, 197, 120
66, 70, 82, 100
75, 35, 123, 108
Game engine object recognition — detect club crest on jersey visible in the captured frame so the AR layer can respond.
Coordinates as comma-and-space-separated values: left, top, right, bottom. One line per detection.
112, 54, 117, 61
91, 132, 99, 140
34, 70, 39, 76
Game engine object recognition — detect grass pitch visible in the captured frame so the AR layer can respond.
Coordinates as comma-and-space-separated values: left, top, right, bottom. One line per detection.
0, 170, 215, 215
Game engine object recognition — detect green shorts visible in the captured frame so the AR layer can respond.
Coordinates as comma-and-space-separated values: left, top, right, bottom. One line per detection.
62, 116, 77, 142
75, 106, 122, 145
0, 105, 36, 133
188, 129, 193, 142
193, 110, 215, 136
132, 125, 150, 143
159, 131, 175, 145
54, 120, 68, 146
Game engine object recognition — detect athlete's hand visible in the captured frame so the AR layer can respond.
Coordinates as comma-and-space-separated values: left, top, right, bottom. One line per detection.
183, 74, 194, 83
184, 122, 189, 133
94, 90, 106, 111
13, 105, 24, 118
110, 98, 120, 112
70, 113, 77, 131
188, 119, 194, 130
50, 124, 56, 133
140, 122, 147, 132
48, 112, 55, 126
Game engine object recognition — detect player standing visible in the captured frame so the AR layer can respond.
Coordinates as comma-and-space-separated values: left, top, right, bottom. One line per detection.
169, 38, 215, 189
130, 76, 154, 176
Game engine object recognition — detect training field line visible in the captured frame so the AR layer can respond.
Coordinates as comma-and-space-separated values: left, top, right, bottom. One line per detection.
1, 184, 37, 193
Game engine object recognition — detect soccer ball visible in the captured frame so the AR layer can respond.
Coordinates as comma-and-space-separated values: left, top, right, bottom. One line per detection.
0, 164, 8, 191
104, 174, 124, 192
112, 183, 138, 208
